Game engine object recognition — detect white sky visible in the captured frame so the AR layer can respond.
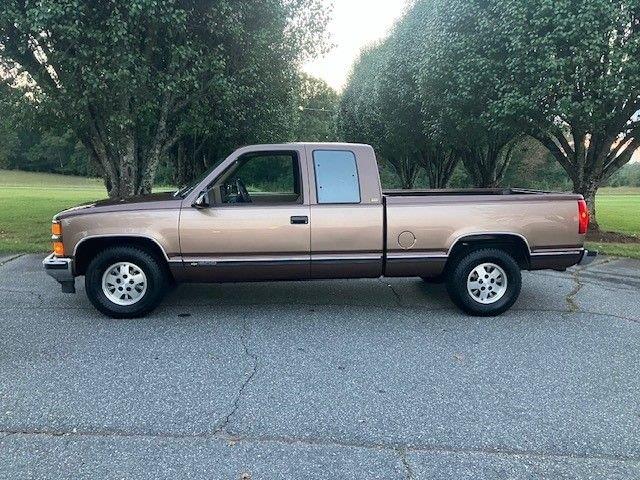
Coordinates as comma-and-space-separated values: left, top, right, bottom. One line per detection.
303, 0, 408, 91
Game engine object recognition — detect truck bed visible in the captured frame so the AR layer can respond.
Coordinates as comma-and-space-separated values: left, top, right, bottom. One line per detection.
383, 188, 584, 275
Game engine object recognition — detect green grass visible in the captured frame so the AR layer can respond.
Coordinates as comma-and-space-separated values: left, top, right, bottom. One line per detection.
585, 241, 640, 260
594, 187, 640, 236
0, 170, 173, 254
0, 170, 107, 253
1, 171, 639, 257
589, 186, 640, 259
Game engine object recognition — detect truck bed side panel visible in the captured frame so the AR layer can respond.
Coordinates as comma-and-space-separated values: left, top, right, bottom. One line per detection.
384, 194, 583, 277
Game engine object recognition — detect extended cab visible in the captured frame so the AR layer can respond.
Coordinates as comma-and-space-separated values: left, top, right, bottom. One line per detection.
44, 143, 595, 318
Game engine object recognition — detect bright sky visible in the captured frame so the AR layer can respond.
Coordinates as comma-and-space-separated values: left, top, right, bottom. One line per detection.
303, 0, 408, 91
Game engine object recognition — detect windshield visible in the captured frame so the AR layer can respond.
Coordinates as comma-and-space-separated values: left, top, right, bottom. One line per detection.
173, 163, 219, 198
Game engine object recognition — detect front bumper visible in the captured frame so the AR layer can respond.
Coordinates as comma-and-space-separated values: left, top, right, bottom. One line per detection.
579, 249, 597, 266
43, 253, 76, 293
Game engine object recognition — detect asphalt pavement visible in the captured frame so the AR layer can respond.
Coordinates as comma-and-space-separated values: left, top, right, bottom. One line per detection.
0, 254, 639, 479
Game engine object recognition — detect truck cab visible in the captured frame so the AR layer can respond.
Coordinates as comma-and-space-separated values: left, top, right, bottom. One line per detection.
178, 143, 385, 282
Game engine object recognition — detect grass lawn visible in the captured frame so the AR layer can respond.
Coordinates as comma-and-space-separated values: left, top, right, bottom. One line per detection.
0, 170, 175, 254
1, 171, 108, 253
589, 187, 640, 259
1, 170, 639, 258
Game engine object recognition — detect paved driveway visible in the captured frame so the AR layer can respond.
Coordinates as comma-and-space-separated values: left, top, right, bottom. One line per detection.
0, 254, 639, 479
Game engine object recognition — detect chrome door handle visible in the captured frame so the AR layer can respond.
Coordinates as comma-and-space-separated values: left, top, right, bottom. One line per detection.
290, 216, 309, 225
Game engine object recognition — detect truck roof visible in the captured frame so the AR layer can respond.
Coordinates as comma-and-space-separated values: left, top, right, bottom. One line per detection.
233, 142, 373, 153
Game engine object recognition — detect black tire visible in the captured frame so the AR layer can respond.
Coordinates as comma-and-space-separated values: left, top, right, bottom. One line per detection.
85, 246, 168, 319
445, 248, 521, 316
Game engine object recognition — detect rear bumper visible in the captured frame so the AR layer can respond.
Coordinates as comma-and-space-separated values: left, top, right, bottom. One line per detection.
579, 249, 597, 266
43, 253, 76, 293
529, 248, 597, 271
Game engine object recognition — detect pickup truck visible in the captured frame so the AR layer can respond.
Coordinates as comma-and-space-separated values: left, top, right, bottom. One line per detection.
44, 142, 595, 318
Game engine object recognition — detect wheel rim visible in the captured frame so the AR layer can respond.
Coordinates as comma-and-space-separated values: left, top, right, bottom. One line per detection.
101, 262, 148, 306
467, 262, 508, 305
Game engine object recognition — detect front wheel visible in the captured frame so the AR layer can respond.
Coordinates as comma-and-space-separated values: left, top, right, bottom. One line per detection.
446, 248, 522, 316
85, 246, 169, 318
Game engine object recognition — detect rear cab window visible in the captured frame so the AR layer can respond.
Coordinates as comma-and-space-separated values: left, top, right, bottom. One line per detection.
313, 150, 361, 204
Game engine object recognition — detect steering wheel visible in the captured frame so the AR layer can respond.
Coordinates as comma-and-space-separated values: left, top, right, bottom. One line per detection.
235, 178, 252, 203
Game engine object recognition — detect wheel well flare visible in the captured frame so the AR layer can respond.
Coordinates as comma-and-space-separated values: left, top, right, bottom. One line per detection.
446, 234, 530, 270
74, 236, 167, 276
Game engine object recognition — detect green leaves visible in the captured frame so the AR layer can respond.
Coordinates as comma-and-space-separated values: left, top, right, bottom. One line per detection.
338, 0, 640, 195
0, 0, 331, 195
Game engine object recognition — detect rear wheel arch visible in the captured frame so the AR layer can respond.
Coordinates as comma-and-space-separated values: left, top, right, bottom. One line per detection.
445, 234, 531, 272
74, 236, 170, 276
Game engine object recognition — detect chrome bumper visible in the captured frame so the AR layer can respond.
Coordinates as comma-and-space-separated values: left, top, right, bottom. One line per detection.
579, 250, 597, 266
43, 253, 76, 293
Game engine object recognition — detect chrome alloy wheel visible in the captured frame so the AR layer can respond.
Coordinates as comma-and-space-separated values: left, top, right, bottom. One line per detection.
101, 262, 147, 306
466, 262, 508, 304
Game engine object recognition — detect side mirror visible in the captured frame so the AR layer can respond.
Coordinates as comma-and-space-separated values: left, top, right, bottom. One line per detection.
193, 191, 209, 209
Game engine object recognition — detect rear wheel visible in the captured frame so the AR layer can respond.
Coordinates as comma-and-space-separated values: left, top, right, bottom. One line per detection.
85, 246, 168, 318
446, 248, 521, 316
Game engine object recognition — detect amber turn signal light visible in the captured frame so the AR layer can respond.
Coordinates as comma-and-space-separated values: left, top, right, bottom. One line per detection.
51, 222, 62, 236
53, 241, 65, 256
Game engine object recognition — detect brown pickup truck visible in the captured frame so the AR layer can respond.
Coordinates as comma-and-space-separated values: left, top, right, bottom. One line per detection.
44, 142, 595, 318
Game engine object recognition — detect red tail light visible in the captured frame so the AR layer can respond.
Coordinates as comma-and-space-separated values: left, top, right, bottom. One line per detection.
578, 199, 589, 234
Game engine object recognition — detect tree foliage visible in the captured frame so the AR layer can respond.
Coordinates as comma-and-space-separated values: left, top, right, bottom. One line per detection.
493, 0, 640, 226
0, 0, 330, 197
339, 0, 640, 229
293, 74, 339, 142
337, 0, 522, 189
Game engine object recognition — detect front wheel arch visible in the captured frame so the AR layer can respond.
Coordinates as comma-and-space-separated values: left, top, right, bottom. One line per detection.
74, 236, 170, 277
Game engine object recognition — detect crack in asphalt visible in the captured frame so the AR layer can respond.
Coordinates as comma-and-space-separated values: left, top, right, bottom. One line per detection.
376, 277, 405, 308
566, 269, 584, 313
563, 258, 619, 314
0, 288, 45, 307
213, 324, 258, 436
1, 428, 639, 465
396, 447, 415, 479
0, 254, 25, 267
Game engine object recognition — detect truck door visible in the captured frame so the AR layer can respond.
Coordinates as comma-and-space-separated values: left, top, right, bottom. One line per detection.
306, 145, 384, 279
179, 148, 311, 281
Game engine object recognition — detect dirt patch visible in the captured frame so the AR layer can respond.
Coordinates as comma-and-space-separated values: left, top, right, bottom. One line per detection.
587, 230, 640, 244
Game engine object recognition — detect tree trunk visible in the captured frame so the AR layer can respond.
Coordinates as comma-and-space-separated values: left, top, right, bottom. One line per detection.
119, 130, 138, 197
173, 141, 188, 187
78, 93, 177, 198
459, 139, 513, 188
419, 147, 459, 188
532, 118, 640, 234
387, 156, 421, 189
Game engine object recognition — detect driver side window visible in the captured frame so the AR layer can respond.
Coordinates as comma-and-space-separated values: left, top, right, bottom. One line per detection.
212, 152, 302, 205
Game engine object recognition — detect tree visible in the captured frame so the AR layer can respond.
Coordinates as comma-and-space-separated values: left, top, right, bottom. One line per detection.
384, 5, 460, 188
0, 0, 330, 197
337, 44, 422, 188
293, 74, 339, 142
408, 0, 520, 188
337, 35, 457, 189
494, 0, 640, 229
